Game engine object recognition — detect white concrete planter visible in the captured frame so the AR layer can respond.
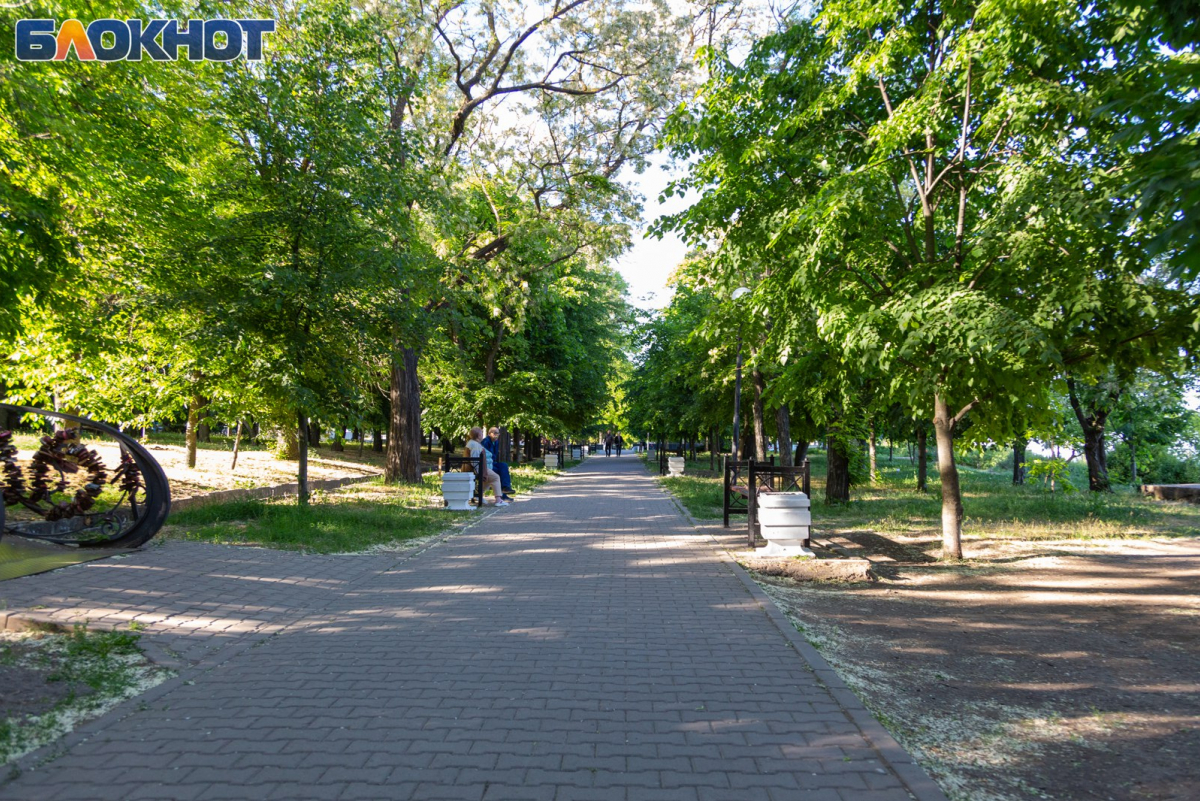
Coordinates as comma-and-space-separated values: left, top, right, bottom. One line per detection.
758, 492, 814, 557
667, 456, 685, 477
543, 453, 557, 468
441, 472, 477, 511
571, 446, 581, 459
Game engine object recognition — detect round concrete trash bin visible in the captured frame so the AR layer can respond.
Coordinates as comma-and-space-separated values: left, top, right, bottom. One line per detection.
667, 456, 685, 476
441, 472, 476, 511
758, 492, 814, 557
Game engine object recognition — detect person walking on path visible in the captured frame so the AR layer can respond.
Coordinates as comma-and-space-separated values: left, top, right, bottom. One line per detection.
483, 427, 513, 500
466, 427, 508, 506
615, 433, 624, 457
605, 431, 613, 457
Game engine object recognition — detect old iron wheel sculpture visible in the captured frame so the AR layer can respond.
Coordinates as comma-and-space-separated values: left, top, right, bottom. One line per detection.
1, 405, 171, 549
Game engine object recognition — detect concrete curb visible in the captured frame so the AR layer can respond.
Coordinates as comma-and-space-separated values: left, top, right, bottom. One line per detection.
656, 475, 950, 801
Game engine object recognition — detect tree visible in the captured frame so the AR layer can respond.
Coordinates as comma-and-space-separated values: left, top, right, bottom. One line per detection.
657, 0, 1199, 557
1110, 370, 1194, 485
374, 0, 688, 483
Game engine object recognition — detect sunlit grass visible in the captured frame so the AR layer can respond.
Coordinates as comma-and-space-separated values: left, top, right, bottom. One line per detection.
165, 461, 570, 553
656, 450, 1200, 541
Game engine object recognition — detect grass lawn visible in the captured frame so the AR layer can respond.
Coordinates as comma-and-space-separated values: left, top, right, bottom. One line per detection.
164, 461, 572, 553
651, 450, 1200, 542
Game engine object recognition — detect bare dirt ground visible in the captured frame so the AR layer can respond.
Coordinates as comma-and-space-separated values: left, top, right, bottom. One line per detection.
0, 628, 169, 765
11, 433, 385, 500
752, 535, 1200, 801
141, 442, 382, 499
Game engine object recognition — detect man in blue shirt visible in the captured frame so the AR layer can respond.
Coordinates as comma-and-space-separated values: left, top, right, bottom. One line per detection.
484, 427, 514, 501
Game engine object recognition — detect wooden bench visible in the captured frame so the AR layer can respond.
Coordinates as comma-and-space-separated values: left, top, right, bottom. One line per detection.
438, 452, 486, 507
724, 457, 811, 547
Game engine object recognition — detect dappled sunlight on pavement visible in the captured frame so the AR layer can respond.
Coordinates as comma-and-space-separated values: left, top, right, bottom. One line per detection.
0, 454, 942, 801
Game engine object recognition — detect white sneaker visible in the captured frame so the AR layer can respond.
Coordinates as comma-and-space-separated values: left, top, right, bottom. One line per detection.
494, 500, 510, 507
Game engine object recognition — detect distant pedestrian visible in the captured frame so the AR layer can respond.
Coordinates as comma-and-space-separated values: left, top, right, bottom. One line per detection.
605, 432, 613, 457
615, 434, 623, 457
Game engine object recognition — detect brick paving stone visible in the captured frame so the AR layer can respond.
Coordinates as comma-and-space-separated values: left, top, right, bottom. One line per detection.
0, 455, 945, 801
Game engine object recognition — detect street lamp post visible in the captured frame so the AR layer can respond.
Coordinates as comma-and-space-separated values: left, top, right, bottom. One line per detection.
732, 332, 744, 464
730, 287, 751, 464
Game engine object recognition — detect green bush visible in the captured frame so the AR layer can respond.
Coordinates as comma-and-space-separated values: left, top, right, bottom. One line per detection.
1109, 443, 1200, 485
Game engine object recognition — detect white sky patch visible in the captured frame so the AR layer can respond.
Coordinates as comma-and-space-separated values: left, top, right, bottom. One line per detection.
614, 151, 697, 311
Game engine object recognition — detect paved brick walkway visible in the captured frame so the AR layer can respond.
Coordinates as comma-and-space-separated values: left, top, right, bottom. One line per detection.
1, 456, 944, 801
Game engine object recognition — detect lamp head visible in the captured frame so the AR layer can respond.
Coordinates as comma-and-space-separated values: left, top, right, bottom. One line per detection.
731, 286, 751, 300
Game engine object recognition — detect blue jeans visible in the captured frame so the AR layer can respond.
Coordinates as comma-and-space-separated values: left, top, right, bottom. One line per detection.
494, 461, 512, 492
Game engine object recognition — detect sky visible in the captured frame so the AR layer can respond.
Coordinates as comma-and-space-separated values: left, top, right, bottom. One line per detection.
612, 153, 696, 312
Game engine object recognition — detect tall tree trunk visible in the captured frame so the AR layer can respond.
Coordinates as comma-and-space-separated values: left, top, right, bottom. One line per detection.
867, 422, 878, 483
1012, 437, 1027, 485
386, 347, 422, 483
231, 420, 244, 471
933, 393, 963, 559
185, 392, 203, 468
1066, 376, 1114, 492
1130, 439, 1138, 485
372, 428, 383, 453
776, 404, 793, 467
499, 426, 511, 463
297, 409, 309, 505
795, 439, 809, 465
916, 425, 928, 492
331, 430, 344, 452
308, 419, 321, 447
825, 435, 851, 504
751, 368, 767, 462
710, 428, 717, 471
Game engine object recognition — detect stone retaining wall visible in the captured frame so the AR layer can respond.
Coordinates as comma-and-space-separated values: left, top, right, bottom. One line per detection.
169, 473, 382, 514
1140, 483, 1200, 503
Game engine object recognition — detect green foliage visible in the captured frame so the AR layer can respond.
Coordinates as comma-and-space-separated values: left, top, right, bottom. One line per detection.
1, 0, 682, 484
646, 0, 1200, 553
1026, 459, 1078, 494
626, 271, 735, 440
